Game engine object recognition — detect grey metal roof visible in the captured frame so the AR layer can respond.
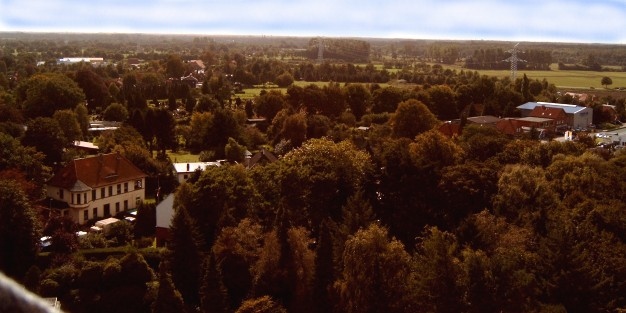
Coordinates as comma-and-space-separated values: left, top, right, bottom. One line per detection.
516, 117, 553, 123
467, 115, 502, 124
517, 102, 588, 114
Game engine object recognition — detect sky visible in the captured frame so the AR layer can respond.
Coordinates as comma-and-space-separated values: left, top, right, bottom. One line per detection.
2, 0, 626, 44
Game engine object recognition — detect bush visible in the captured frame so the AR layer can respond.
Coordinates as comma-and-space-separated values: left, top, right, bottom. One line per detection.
361, 112, 391, 126
78, 232, 108, 249
274, 72, 294, 88
135, 237, 154, 248
103, 103, 129, 122
199, 150, 216, 162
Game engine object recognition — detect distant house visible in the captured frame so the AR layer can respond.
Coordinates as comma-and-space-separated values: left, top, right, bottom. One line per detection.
155, 193, 175, 247
45, 153, 147, 225
246, 149, 278, 169
438, 121, 462, 138
564, 92, 593, 103
517, 102, 593, 129
172, 162, 221, 183
126, 58, 141, 68
58, 57, 104, 66
496, 118, 522, 136
529, 105, 568, 132
186, 60, 206, 74
72, 141, 99, 154
514, 116, 555, 134
600, 104, 619, 122
181, 75, 199, 88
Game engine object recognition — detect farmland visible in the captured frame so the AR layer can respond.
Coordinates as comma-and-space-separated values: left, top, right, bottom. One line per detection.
443, 63, 626, 90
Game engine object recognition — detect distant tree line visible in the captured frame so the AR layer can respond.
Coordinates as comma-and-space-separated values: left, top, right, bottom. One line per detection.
464, 48, 552, 70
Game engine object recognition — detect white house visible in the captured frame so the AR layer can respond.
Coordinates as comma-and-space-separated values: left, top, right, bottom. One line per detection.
46, 153, 147, 225
172, 162, 220, 183
155, 194, 175, 247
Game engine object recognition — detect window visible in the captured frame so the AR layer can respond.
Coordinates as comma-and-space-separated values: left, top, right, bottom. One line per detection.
117, 184, 121, 194
92, 190, 96, 201
83, 209, 88, 222
104, 204, 110, 217
184, 174, 188, 180
135, 180, 142, 189
93, 207, 98, 219
136, 197, 141, 205
115, 202, 120, 213
101, 188, 105, 198
59, 189, 64, 200
76, 193, 81, 204
124, 200, 128, 210
124, 182, 128, 193
108, 186, 113, 196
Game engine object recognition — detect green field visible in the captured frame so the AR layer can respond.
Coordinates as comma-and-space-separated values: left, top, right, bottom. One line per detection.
474, 69, 626, 89
447, 63, 626, 89
234, 63, 626, 97
238, 81, 390, 99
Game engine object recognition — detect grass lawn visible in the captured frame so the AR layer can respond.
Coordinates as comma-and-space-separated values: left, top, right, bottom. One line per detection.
166, 150, 199, 163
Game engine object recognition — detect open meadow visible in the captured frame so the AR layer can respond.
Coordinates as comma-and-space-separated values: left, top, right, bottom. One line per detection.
449, 63, 626, 90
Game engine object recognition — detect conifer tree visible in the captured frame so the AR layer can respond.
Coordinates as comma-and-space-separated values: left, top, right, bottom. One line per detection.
200, 253, 229, 313
312, 219, 335, 313
153, 261, 185, 313
169, 206, 203, 309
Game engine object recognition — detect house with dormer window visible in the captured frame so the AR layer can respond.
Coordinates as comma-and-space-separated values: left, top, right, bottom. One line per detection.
45, 153, 147, 225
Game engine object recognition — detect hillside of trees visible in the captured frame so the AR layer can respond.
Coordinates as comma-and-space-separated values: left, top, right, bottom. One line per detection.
1, 33, 626, 312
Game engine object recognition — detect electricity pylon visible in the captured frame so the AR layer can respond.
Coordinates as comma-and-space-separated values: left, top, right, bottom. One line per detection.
503, 43, 525, 81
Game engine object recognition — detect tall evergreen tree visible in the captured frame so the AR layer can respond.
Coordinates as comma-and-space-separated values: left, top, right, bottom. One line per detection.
153, 261, 185, 313
312, 219, 335, 313
200, 253, 229, 313
169, 204, 203, 309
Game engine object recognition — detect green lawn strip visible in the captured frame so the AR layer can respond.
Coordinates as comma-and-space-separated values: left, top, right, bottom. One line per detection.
166, 150, 199, 163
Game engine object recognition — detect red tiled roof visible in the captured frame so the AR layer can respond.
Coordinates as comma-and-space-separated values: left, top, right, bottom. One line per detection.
529, 106, 567, 119
438, 122, 461, 138
47, 153, 146, 189
496, 119, 520, 136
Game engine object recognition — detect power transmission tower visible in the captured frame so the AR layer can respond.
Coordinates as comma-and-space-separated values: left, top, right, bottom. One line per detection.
503, 43, 525, 81
317, 37, 324, 63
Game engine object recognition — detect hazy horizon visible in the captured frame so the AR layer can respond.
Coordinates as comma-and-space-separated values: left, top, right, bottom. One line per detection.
2, 0, 626, 44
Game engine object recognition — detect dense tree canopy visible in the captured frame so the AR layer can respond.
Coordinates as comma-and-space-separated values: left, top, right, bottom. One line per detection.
16, 73, 85, 118
0, 180, 40, 279
5, 34, 626, 313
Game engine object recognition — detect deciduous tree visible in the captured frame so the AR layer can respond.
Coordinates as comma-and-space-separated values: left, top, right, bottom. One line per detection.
344, 83, 371, 120
255, 90, 286, 121
412, 227, 465, 312
22, 117, 66, 165
336, 223, 412, 313
601, 76, 612, 88
391, 99, 439, 139
16, 72, 85, 118
103, 102, 129, 122
0, 180, 40, 280
53, 109, 82, 144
